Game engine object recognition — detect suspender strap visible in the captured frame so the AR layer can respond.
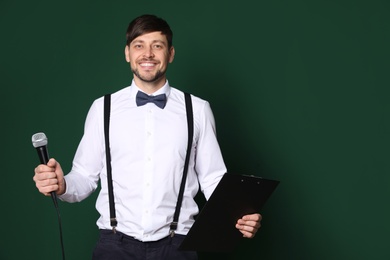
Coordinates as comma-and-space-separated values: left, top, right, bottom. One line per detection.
169, 92, 194, 237
103, 94, 117, 232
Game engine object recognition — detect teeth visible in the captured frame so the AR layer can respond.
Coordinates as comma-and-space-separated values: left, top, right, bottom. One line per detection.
140, 63, 154, 66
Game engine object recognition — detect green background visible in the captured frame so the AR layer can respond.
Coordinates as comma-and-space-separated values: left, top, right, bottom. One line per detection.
1, 0, 389, 259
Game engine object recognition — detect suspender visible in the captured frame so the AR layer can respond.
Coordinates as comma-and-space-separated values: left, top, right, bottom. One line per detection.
103, 92, 194, 236
104, 94, 117, 232
170, 92, 193, 237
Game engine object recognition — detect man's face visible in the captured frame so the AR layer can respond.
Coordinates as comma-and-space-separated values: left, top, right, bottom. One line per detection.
125, 31, 175, 85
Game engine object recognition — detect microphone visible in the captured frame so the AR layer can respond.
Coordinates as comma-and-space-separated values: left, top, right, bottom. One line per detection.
32, 132, 58, 207
32, 132, 50, 164
32, 132, 65, 260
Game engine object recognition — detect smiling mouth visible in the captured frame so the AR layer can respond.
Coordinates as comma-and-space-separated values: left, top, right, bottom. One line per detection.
140, 63, 156, 67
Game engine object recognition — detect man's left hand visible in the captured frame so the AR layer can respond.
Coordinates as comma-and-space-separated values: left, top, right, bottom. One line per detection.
235, 213, 262, 238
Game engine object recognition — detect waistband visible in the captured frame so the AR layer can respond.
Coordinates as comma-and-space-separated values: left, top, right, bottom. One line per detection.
98, 229, 185, 248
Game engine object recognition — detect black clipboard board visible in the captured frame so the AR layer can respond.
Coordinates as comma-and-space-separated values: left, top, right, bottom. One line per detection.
179, 173, 280, 252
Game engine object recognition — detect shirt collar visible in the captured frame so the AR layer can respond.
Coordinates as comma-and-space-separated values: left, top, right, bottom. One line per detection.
130, 80, 171, 98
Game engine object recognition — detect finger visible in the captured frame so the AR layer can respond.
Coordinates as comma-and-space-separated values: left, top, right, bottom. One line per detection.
239, 220, 261, 229
242, 213, 262, 222
35, 180, 60, 195
33, 170, 57, 182
34, 158, 57, 173
236, 222, 260, 232
34, 164, 55, 175
241, 230, 255, 238
238, 215, 262, 228
33, 167, 59, 193
236, 224, 257, 238
38, 177, 59, 186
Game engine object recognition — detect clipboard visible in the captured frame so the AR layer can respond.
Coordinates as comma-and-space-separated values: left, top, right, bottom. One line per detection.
179, 173, 280, 252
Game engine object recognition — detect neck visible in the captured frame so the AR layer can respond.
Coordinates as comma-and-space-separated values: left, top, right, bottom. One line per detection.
134, 76, 167, 94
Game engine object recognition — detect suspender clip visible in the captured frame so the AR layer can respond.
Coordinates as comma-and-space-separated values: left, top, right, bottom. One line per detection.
169, 221, 178, 237
110, 217, 118, 234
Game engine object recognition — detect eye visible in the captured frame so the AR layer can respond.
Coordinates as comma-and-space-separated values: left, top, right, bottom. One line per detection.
153, 44, 162, 49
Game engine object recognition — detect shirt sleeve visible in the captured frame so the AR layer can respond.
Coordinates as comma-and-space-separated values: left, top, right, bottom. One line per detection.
194, 101, 227, 200
59, 99, 104, 202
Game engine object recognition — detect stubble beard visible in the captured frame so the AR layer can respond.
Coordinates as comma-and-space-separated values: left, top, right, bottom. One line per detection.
132, 68, 166, 83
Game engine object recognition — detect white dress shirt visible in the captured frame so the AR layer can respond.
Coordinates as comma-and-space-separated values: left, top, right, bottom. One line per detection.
59, 80, 227, 241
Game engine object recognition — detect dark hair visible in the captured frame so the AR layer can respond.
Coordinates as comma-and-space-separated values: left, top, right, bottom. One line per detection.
126, 14, 173, 48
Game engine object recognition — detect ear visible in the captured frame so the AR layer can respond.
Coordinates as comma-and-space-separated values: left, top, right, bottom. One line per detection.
168, 46, 175, 63
125, 45, 130, 62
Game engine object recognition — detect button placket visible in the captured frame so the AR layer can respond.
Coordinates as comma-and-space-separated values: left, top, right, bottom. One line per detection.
142, 108, 154, 232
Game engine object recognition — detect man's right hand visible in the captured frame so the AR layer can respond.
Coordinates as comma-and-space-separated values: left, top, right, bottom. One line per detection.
33, 158, 66, 196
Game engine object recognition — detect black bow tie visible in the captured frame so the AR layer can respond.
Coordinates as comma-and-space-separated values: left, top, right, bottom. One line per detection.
136, 91, 167, 109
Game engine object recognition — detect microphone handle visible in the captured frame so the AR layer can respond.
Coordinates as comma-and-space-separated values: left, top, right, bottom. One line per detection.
36, 146, 50, 164
36, 146, 58, 207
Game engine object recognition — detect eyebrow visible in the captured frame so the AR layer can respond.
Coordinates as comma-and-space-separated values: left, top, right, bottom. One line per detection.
131, 39, 167, 46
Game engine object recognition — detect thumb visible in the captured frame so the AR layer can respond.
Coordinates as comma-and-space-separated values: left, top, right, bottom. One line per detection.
49, 158, 66, 195
48, 158, 64, 178
47, 158, 58, 167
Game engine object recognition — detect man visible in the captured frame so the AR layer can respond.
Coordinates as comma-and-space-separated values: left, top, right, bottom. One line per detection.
33, 14, 261, 260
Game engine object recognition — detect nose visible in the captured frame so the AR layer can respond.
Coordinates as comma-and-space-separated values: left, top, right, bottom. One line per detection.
143, 46, 155, 58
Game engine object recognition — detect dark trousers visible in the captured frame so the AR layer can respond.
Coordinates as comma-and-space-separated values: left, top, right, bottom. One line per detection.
92, 230, 198, 260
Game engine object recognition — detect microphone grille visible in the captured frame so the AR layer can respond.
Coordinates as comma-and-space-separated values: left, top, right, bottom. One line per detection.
32, 132, 48, 148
